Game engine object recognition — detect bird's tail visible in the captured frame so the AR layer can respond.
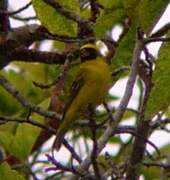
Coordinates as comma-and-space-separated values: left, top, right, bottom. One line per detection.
52, 129, 66, 151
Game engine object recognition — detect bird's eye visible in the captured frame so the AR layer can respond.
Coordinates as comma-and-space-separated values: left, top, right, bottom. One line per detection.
80, 48, 98, 62
80, 49, 88, 56
80, 49, 89, 60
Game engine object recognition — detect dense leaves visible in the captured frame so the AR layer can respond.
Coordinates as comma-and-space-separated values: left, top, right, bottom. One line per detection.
138, 0, 170, 33
0, 0, 170, 179
145, 35, 170, 119
0, 163, 25, 180
32, 0, 79, 36
94, 9, 125, 37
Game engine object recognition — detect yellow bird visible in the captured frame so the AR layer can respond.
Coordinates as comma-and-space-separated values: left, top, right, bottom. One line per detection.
53, 44, 111, 150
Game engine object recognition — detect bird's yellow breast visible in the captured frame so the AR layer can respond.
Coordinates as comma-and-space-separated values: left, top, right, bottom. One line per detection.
80, 57, 111, 105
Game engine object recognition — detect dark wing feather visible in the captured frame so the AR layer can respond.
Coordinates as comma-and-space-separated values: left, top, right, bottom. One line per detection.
53, 71, 85, 151
62, 70, 85, 119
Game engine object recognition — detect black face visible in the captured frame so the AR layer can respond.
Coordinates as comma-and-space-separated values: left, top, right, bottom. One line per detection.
80, 48, 98, 62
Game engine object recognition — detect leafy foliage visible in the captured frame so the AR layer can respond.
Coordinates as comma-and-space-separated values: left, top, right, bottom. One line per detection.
0, 98, 50, 160
0, 0, 170, 179
94, 9, 125, 37
112, 25, 136, 68
0, 163, 25, 180
32, 0, 79, 36
122, 0, 141, 18
145, 34, 170, 119
138, 0, 170, 33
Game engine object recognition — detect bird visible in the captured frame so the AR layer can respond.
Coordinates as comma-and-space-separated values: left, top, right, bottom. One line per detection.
53, 43, 111, 151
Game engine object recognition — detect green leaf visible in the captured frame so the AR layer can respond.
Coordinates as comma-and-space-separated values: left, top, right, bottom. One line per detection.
122, 0, 141, 18
141, 165, 160, 180
32, 0, 79, 36
9, 98, 51, 160
94, 9, 125, 37
0, 69, 47, 115
0, 162, 25, 180
0, 84, 22, 115
141, 143, 170, 179
155, 143, 170, 157
106, 94, 119, 101
0, 131, 14, 152
145, 37, 170, 119
53, 41, 66, 51
111, 25, 136, 68
98, 0, 123, 9
138, 0, 169, 33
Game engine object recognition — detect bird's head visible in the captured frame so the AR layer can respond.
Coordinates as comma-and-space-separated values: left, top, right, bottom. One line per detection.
80, 44, 99, 62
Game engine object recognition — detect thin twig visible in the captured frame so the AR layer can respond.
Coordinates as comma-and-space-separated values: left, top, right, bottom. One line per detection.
111, 66, 130, 77
145, 37, 170, 44
143, 161, 170, 169
63, 139, 82, 163
43, 0, 87, 24
114, 128, 160, 156
42, 31, 95, 43
89, 0, 100, 23
103, 102, 114, 122
0, 115, 56, 134
151, 22, 170, 38
46, 154, 78, 173
11, 15, 37, 21
89, 118, 102, 180
0, 1, 32, 15
151, 118, 170, 130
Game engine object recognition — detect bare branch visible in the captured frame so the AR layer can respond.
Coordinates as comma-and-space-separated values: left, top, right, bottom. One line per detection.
115, 127, 160, 156
62, 139, 82, 163
42, 30, 95, 43
89, 117, 102, 180
0, 1, 32, 16
126, 31, 153, 179
89, 0, 101, 23
0, 115, 56, 134
46, 154, 78, 174
0, 0, 10, 32
143, 161, 170, 169
8, 48, 68, 65
151, 117, 170, 130
151, 22, 170, 37
10, 15, 37, 21
145, 37, 170, 44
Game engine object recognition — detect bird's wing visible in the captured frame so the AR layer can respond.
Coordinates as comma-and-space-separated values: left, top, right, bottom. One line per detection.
53, 70, 85, 150
62, 69, 85, 118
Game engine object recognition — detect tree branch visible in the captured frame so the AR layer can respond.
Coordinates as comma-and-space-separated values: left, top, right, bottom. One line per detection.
143, 161, 170, 169
145, 37, 170, 44
0, 24, 95, 67
8, 48, 68, 64
126, 34, 153, 180
10, 15, 37, 21
0, 0, 10, 32
151, 22, 170, 38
